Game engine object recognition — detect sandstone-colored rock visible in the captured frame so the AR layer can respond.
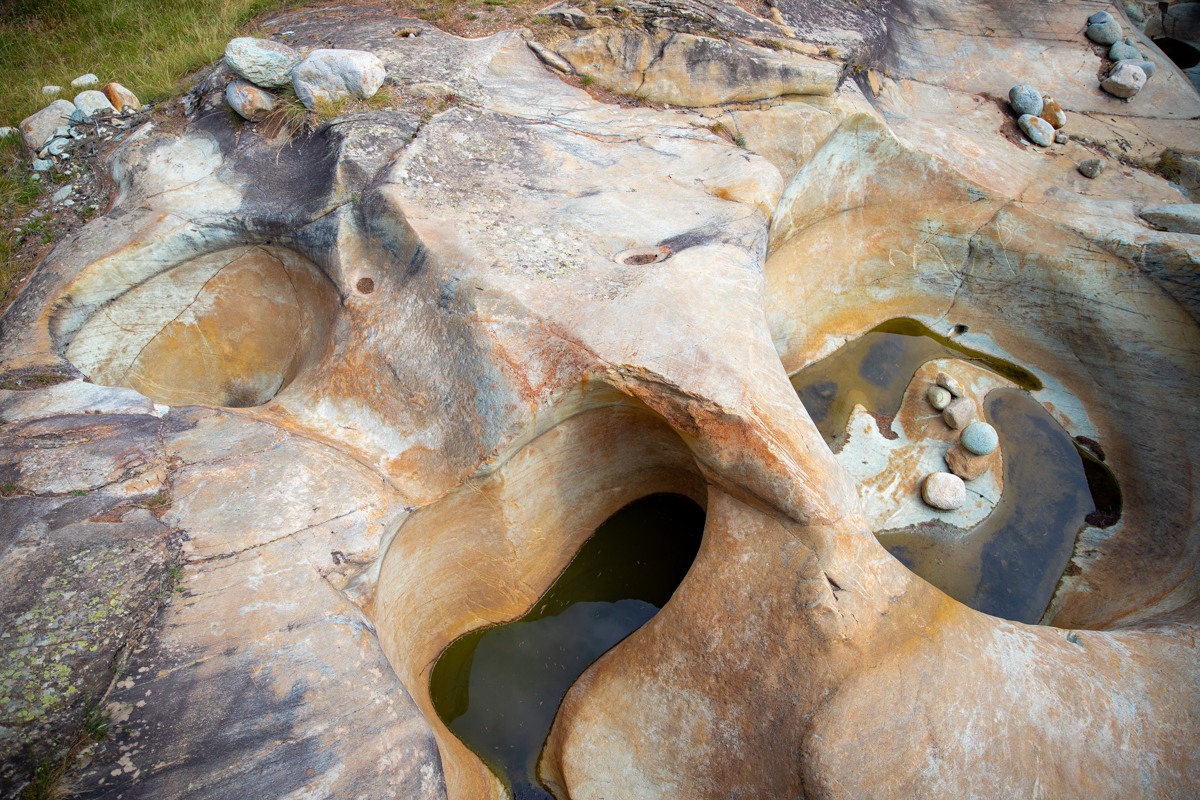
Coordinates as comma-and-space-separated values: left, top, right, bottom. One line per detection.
292, 48, 385, 110
945, 441, 993, 479
936, 370, 965, 397
1040, 95, 1066, 128
526, 39, 573, 74
922, 471, 967, 509
1018, 112, 1055, 146
943, 395, 977, 429
559, 28, 838, 107
2, 5, 1200, 800
1102, 61, 1147, 98
1140, 204, 1200, 233
102, 81, 140, 112
73, 89, 115, 116
225, 78, 277, 121
18, 99, 75, 151
224, 36, 302, 88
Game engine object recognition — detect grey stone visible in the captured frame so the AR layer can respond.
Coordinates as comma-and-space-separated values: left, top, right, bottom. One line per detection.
1009, 84, 1043, 117
40, 85, 62, 95
1088, 10, 1113, 24
1101, 61, 1147, 98
927, 385, 952, 411
51, 184, 73, 203
1109, 41, 1143, 61
73, 89, 116, 117
936, 371, 965, 397
961, 421, 999, 455
922, 472, 967, 510
1055, 129, 1068, 144
18, 100, 75, 151
292, 48, 386, 111
943, 397, 978, 429
70, 73, 98, 88
224, 37, 302, 88
31, 158, 53, 171
1087, 19, 1123, 45
45, 137, 69, 156
1018, 113, 1055, 146
1140, 204, 1200, 234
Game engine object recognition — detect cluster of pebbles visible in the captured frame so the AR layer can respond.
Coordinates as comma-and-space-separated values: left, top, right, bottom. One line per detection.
921, 372, 1001, 512
1086, 11, 1158, 99
222, 37, 386, 121
1007, 83, 1069, 148
8, 76, 142, 167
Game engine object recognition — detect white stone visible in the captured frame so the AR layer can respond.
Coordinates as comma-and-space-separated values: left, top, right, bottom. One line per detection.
71, 73, 99, 88
922, 472, 967, 510
0, 127, 16, 139
291, 49, 386, 111
52, 184, 73, 203
1101, 62, 1146, 99
41, 85, 62, 95
961, 421, 999, 455
74, 90, 116, 117
225, 37, 302, 88
927, 385, 952, 410
19, 100, 76, 151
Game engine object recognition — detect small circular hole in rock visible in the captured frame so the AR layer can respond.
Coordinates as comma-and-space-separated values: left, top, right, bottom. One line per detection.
950, 324, 968, 337
356, 277, 375, 294
1153, 37, 1200, 69
614, 246, 668, 266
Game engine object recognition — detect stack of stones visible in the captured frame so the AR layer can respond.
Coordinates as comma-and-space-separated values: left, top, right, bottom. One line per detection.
223, 37, 386, 122
14, 77, 142, 169
1086, 11, 1158, 99
1007, 83, 1068, 147
921, 371, 1001, 512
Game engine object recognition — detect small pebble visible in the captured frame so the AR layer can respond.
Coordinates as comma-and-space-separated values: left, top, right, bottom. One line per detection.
961, 421, 999, 455
943, 397, 977, 429
1079, 158, 1104, 178
41, 85, 62, 95
922, 472, 967, 511
946, 443, 992, 481
1055, 130, 1068, 144
1040, 95, 1066, 128
936, 371, 965, 398
51, 184, 73, 203
1009, 84, 1043, 117
70, 73, 98, 88
31, 158, 53, 171
1019, 113, 1056, 146
927, 385, 953, 411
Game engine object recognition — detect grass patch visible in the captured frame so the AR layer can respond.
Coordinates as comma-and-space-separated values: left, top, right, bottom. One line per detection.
0, 0, 291, 130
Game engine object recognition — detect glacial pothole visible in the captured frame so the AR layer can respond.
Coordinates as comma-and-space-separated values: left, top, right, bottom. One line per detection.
789, 318, 1121, 624
429, 493, 705, 799
64, 245, 338, 408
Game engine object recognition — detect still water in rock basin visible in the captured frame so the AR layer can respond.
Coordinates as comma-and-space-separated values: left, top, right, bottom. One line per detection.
790, 319, 1120, 624
430, 494, 705, 799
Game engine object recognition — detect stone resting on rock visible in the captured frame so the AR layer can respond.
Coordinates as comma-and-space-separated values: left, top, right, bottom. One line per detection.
0, 1, 1199, 799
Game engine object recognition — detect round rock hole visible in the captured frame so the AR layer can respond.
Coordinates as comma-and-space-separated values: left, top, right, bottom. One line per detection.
1153, 37, 1200, 69
614, 246, 669, 266
356, 277, 376, 294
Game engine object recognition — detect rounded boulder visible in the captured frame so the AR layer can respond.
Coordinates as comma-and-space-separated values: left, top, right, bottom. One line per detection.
961, 421, 999, 455
291, 48, 386, 111
225, 37, 303, 88
1008, 84, 1043, 117
922, 472, 967, 511
1018, 113, 1055, 146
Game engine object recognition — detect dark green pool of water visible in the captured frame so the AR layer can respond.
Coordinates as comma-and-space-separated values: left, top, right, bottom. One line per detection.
789, 319, 1120, 624
430, 494, 705, 799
